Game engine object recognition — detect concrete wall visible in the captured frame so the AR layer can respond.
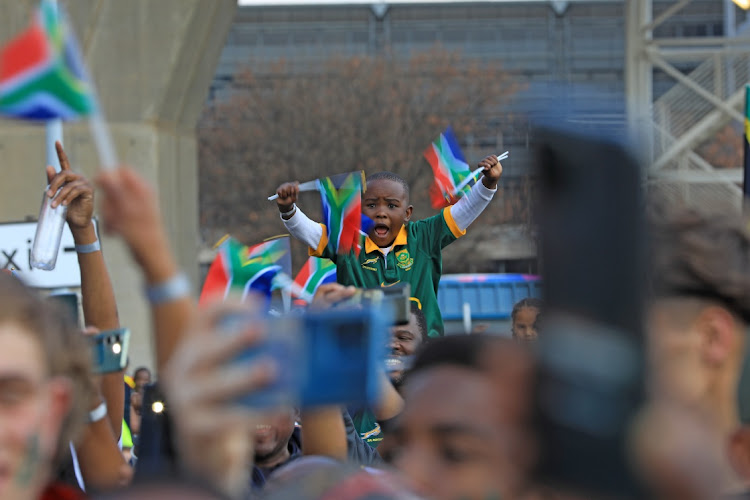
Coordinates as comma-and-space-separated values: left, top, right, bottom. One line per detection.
0, 0, 236, 372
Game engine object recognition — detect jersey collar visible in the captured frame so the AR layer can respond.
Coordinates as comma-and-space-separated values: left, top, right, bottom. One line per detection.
365, 225, 408, 254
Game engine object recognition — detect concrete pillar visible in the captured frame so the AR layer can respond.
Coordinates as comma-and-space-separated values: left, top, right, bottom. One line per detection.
0, 0, 236, 371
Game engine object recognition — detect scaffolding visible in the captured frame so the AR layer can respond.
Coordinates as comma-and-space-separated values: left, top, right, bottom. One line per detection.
627, 0, 750, 211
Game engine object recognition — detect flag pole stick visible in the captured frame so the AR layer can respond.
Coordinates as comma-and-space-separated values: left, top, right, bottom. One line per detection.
60, 1, 118, 171
89, 112, 118, 170
46, 0, 63, 173
268, 179, 319, 201
273, 274, 314, 303
451, 151, 509, 196
46, 120, 63, 172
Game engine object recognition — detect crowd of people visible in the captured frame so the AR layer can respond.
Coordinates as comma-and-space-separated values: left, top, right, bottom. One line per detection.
2, 137, 750, 500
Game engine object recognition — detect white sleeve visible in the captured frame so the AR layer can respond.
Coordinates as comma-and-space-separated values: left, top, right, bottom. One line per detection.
449, 180, 497, 231
282, 206, 324, 250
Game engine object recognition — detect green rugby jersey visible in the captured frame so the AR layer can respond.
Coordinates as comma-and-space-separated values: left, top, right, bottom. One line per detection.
310, 207, 464, 337
351, 408, 383, 449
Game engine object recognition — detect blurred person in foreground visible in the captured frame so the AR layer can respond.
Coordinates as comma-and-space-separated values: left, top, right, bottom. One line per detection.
642, 206, 750, 497
0, 273, 93, 499
385, 334, 536, 500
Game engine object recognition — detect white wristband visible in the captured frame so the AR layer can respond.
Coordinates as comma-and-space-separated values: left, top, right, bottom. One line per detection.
280, 204, 297, 218
145, 273, 191, 305
88, 401, 107, 423
75, 240, 101, 254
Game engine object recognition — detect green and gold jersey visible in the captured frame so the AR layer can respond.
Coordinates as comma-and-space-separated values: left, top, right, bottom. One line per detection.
351, 408, 383, 449
310, 207, 465, 337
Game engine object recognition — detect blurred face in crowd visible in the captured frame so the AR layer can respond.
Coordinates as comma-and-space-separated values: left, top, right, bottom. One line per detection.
646, 298, 745, 407
0, 321, 71, 498
254, 408, 296, 468
391, 313, 423, 358
389, 312, 424, 385
391, 366, 512, 500
512, 306, 539, 342
646, 298, 750, 492
363, 178, 413, 248
134, 368, 151, 392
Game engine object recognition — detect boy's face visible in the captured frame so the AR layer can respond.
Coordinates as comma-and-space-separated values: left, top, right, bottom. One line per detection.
363, 179, 413, 248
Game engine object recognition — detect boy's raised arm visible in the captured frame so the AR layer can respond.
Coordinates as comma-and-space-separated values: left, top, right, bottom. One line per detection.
276, 181, 324, 251
449, 154, 503, 231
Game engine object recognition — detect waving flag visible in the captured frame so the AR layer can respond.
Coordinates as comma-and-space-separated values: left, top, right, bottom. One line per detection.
0, 0, 95, 120
319, 171, 371, 256
200, 235, 292, 305
293, 257, 337, 300
423, 127, 480, 209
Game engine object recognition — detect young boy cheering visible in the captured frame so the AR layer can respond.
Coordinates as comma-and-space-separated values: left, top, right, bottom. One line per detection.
276, 155, 502, 337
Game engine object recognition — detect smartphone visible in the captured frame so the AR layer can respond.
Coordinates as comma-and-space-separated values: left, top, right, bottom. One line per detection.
90, 328, 130, 374
336, 283, 411, 325
532, 120, 646, 496
298, 307, 388, 407
47, 290, 80, 328
226, 307, 388, 409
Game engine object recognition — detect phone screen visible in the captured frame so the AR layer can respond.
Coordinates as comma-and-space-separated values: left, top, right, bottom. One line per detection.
47, 291, 80, 328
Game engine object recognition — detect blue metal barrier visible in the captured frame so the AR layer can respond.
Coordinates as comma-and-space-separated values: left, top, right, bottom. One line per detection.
438, 274, 542, 321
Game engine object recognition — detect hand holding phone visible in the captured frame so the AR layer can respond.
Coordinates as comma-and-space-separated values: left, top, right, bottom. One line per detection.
161, 300, 273, 498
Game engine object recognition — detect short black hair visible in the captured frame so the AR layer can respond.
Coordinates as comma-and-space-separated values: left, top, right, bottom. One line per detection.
408, 335, 491, 378
134, 366, 151, 378
367, 171, 410, 200
410, 301, 428, 343
511, 297, 543, 323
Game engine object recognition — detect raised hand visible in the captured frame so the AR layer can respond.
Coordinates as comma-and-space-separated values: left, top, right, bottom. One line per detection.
275, 181, 299, 214
46, 141, 94, 231
95, 167, 165, 268
163, 299, 276, 498
478, 155, 503, 189
311, 283, 357, 309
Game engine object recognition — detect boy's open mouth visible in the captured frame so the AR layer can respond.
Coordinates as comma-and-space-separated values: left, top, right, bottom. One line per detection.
373, 224, 389, 237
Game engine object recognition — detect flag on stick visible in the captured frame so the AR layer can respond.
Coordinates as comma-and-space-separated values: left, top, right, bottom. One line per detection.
0, 0, 94, 120
319, 171, 371, 256
423, 127, 478, 208
293, 257, 337, 301
200, 235, 292, 304
0, 0, 117, 169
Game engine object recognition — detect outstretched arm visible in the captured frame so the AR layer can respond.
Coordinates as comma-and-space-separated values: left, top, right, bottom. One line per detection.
449, 155, 502, 231
96, 168, 192, 372
47, 141, 123, 439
